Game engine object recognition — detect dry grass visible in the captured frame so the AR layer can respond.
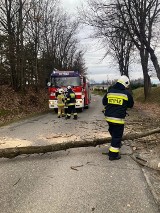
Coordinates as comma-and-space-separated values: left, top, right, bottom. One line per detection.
133, 86, 160, 104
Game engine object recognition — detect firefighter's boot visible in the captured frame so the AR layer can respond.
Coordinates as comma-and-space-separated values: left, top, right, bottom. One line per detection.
73, 114, 77, 120
108, 151, 121, 161
109, 154, 121, 161
65, 114, 71, 119
108, 148, 121, 161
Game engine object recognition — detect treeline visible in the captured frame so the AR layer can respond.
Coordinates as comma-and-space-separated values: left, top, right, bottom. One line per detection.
93, 78, 154, 90
0, 0, 86, 91
79, 0, 160, 99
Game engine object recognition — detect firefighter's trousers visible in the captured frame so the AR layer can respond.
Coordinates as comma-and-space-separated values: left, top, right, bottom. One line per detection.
58, 106, 65, 117
107, 122, 124, 157
67, 105, 77, 118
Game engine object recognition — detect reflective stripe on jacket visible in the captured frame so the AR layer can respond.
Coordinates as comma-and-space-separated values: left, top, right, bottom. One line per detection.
66, 89, 76, 106
105, 116, 125, 124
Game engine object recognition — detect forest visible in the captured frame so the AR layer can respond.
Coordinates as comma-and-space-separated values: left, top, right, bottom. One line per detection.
0, 0, 87, 92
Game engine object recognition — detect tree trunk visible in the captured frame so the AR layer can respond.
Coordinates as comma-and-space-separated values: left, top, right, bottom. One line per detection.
145, 45, 160, 81
8, 35, 17, 90
140, 47, 151, 100
0, 128, 160, 159
144, 74, 151, 100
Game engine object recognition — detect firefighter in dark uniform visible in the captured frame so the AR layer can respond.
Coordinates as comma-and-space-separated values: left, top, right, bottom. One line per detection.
102, 75, 134, 161
66, 86, 78, 120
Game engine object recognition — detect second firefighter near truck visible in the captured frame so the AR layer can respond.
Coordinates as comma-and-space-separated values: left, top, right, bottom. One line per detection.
102, 75, 134, 161
65, 86, 78, 120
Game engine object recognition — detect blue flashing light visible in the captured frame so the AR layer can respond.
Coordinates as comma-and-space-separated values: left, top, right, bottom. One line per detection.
51, 71, 79, 77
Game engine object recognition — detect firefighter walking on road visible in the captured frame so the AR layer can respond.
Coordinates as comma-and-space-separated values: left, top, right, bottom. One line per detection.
57, 88, 65, 118
102, 75, 134, 161
65, 86, 78, 120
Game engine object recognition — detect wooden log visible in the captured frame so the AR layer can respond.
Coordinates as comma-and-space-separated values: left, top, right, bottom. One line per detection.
0, 127, 160, 159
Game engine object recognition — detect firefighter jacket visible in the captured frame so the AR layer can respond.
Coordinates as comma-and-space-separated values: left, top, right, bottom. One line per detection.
66, 89, 76, 106
57, 94, 65, 107
102, 82, 134, 124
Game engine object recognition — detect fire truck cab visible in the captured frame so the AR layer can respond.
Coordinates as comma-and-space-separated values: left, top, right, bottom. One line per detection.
47, 70, 91, 112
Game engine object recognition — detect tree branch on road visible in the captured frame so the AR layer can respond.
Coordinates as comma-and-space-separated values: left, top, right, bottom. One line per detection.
0, 127, 160, 159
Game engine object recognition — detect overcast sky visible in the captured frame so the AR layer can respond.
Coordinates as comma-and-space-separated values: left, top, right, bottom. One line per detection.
61, 0, 159, 83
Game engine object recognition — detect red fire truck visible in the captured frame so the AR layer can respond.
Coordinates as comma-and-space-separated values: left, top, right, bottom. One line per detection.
47, 70, 91, 112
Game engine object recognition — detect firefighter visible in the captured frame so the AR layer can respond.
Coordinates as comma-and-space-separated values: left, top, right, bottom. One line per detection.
65, 86, 78, 120
57, 88, 65, 118
102, 75, 134, 161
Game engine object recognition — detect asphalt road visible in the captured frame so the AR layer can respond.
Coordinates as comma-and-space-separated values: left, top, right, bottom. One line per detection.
0, 95, 159, 213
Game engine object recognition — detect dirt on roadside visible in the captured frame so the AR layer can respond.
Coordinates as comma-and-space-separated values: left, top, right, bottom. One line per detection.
126, 102, 160, 162
125, 102, 160, 206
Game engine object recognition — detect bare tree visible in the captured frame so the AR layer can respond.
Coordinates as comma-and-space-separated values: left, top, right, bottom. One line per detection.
0, 0, 17, 89
79, 0, 134, 78
41, 5, 82, 72
0, 34, 9, 84
72, 50, 88, 76
0, 0, 31, 90
0, 0, 87, 90
116, 0, 160, 98
80, 0, 160, 98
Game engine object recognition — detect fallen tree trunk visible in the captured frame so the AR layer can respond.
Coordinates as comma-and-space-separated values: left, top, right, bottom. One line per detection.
0, 127, 160, 159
